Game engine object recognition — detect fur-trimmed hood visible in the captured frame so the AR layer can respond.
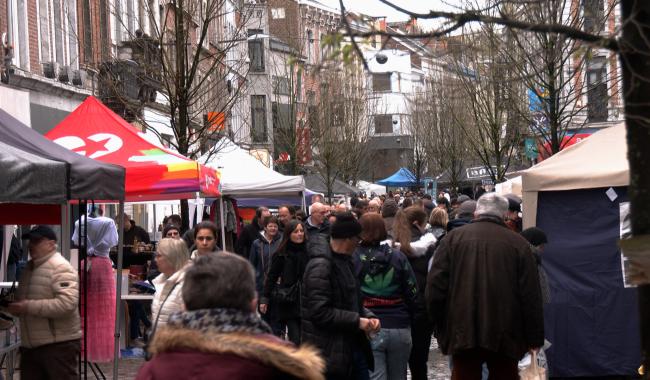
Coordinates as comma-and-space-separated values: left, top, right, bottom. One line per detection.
149, 327, 325, 380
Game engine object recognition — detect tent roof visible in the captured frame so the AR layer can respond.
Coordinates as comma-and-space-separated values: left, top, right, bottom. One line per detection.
304, 174, 359, 195
0, 141, 68, 204
200, 138, 304, 197
522, 123, 628, 191
377, 167, 418, 187
46, 96, 220, 201
0, 108, 125, 201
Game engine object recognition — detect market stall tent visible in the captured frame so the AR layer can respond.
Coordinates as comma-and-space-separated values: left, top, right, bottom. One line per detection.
199, 138, 304, 197
0, 108, 125, 202
46, 96, 220, 201
521, 122, 638, 377
377, 167, 419, 187
304, 174, 359, 195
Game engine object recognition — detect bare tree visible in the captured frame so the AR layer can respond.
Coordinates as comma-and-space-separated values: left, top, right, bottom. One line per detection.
308, 65, 372, 201
445, 25, 524, 183
501, 0, 620, 159
410, 75, 471, 192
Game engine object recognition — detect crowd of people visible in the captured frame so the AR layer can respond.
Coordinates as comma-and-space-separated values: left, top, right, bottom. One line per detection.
7, 188, 549, 380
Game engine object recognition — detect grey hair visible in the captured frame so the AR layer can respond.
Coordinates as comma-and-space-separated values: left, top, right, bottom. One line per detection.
157, 238, 190, 272
182, 252, 256, 311
475, 193, 509, 219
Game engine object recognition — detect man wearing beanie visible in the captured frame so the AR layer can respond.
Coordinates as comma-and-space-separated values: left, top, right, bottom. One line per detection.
302, 212, 380, 379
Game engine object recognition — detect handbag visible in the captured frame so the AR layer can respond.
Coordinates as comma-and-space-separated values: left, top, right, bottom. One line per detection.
519, 350, 546, 380
272, 281, 300, 304
144, 282, 179, 361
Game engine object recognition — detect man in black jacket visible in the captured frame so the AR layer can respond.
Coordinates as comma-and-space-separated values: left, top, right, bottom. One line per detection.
426, 193, 544, 380
301, 212, 379, 380
234, 207, 270, 260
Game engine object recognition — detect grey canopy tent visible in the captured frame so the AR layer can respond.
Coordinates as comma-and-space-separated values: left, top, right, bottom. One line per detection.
304, 173, 359, 195
0, 108, 126, 379
0, 140, 68, 204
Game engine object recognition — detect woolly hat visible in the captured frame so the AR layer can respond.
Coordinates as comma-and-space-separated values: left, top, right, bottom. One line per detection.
521, 227, 548, 247
22, 225, 57, 242
330, 212, 362, 239
162, 224, 181, 237
381, 199, 398, 218
457, 194, 471, 203
456, 200, 477, 219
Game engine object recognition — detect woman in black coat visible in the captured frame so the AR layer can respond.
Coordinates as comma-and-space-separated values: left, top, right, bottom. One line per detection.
260, 220, 308, 344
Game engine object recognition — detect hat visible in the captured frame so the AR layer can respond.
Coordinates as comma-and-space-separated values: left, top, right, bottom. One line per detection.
381, 199, 398, 218
504, 194, 522, 212
330, 212, 362, 239
22, 225, 57, 242
163, 224, 181, 237
456, 200, 477, 218
457, 194, 471, 203
521, 227, 548, 247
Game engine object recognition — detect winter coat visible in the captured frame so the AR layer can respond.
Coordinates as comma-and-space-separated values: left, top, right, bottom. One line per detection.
151, 264, 189, 328
353, 243, 418, 329
383, 216, 396, 239
446, 217, 472, 232
16, 250, 81, 348
393, 228, 437, 321
262, 241, 309, 320
301, 235, 374, 378
305, 218, 330, 239
235, 219, 264, 260
250, 233, 282, 295
426, 216, 544, 360
137, 313, 325, 380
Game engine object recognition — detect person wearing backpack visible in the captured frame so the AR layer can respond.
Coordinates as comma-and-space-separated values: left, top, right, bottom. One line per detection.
354, 213, 418, 380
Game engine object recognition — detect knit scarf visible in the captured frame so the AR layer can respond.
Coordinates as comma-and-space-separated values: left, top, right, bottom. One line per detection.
166, 307, 272, 335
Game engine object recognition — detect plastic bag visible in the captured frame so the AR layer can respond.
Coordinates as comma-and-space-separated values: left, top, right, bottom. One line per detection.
519, 351, 546, 380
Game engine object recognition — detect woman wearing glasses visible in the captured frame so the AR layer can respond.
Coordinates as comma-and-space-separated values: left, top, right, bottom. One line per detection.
151, 238, 191, 329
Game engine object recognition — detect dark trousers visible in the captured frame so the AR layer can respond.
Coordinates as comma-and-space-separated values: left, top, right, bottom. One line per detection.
285, 318, 301, 345
128, 300, 151, 339
408, 315, 433, 380
451, 348, 518, 380
20, 339, 80, 380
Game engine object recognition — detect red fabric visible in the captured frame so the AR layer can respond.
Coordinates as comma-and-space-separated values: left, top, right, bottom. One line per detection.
135, 350, 290, 380
0, 204, 61, 224
80, 256, 116, 362
45, 96, 220, 201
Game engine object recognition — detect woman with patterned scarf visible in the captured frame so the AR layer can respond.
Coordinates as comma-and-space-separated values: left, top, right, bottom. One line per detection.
136, 252, 324, 380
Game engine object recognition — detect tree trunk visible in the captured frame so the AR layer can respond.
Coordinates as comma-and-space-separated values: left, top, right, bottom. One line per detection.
620, 1, 650, 375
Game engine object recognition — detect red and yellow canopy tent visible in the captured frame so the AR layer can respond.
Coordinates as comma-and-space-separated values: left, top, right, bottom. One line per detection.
46, 96, 220, 201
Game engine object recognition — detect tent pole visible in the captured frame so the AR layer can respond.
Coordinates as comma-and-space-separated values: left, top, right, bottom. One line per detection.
113, 201, 125, 380
301, 191, 307, 213
219, 197, 226, 250
61, 203, 70, 260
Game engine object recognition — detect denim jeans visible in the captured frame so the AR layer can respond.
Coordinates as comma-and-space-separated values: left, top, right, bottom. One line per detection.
370, 328, 412, 380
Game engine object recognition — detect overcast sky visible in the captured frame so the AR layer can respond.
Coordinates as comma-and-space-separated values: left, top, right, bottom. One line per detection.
318, 0, 473, 29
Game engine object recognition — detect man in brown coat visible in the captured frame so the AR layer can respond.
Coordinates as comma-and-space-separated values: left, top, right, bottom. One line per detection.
426, 193, 544, 380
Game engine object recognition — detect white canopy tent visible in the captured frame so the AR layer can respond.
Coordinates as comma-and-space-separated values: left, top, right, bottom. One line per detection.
522, 122, 628, 228
199, 138, 305, 197
357, 180, 387, 196
199, 138, 306, 248
495, 176, 522, 198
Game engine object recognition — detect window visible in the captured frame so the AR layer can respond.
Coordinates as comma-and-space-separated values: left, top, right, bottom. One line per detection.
251, 95, 267, 142
306, 30, 314, 63
9, 0, 30, 69
373, 73, 392, 92
583, 0, 603, 33
272, 102, 292, 131
587, 57, 608, 122
332, 102, 344, 126
248, 29, 264, 72
374, 115, 393, 134
161, 133, 173, 148
272, 76, 290, 95
38, 0, 79, 69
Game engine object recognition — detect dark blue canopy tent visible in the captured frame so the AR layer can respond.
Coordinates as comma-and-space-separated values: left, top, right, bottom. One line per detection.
377, 167, 419, 187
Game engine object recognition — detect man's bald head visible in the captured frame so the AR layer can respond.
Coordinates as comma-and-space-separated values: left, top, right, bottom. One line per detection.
310, 202, 327, 225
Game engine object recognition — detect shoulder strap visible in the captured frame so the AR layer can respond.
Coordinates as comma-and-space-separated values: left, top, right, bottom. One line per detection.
150, 281, 180, 337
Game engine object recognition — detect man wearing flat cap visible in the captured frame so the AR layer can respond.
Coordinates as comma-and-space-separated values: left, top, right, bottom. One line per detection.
301, 212, 380, 379
9, 225, 80, 380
